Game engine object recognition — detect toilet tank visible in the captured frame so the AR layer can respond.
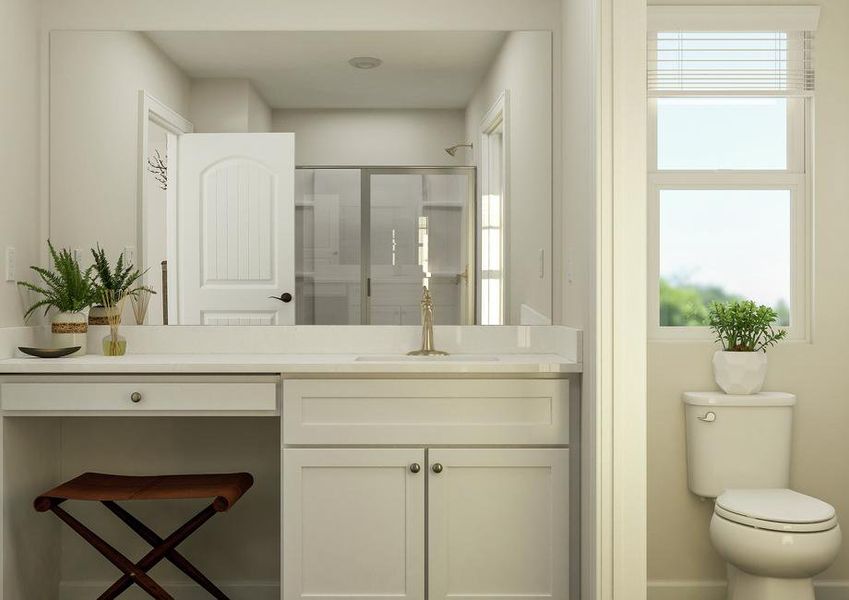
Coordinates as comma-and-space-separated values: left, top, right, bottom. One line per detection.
683, 392, 796, 498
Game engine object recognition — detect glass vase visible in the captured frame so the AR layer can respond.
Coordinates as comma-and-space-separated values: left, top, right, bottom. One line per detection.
102, 333, 127, 356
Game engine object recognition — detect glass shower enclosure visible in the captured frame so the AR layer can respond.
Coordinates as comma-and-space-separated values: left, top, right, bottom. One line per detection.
295, 167, 476, 325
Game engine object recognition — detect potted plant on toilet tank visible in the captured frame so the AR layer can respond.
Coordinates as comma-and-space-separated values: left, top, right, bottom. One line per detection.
708, 300, 787, 395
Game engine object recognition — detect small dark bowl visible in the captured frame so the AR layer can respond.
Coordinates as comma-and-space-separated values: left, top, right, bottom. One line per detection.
18, 346, 81, 359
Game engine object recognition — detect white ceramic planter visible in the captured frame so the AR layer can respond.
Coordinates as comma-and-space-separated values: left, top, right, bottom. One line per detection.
713, 350, 768, 395
51, 311, 88, 356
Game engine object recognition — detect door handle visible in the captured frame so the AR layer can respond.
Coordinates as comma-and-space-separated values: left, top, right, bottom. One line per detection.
269, 293, 293, 303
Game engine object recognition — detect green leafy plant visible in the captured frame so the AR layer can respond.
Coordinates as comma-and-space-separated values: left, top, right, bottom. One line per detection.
708, 300, 788, 352
17, 241, 97, 320
90, 245, 153, 300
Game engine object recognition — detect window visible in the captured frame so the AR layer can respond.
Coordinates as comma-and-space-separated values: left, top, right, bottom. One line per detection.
479, 92, 508, 326
647, 7, 818, 339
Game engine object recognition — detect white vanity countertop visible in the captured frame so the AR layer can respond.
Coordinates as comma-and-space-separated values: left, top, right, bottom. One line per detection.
0, 353, 581, 375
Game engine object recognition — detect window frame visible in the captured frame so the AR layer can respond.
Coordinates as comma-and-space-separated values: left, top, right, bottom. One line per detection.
647, 95, 812, 340
478, 90, 510, 326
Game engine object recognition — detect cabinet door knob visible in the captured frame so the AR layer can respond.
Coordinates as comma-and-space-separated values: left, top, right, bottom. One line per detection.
130, 392, 142, 403
431, 463, 443, 474
409, 463, 421, 474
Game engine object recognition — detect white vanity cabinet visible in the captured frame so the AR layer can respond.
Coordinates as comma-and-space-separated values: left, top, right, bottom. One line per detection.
282, 379, 571, 600
427, 448, 569, 600
283, 449, 426, 600
0, 369, 576, 600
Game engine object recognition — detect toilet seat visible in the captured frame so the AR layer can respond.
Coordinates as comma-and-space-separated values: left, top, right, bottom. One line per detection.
716, 489, 837, 533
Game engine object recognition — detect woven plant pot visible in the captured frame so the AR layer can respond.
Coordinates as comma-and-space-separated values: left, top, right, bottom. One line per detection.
52, 311, 87, 356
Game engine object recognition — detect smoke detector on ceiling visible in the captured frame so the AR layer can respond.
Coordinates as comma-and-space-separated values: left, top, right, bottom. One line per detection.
348, 56, 383, 70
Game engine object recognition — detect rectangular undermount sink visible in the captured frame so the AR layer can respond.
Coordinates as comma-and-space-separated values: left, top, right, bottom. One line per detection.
354, 354, 500, 362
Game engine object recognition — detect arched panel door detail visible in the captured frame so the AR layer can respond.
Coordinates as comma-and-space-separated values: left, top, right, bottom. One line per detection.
178, 133, 295, 325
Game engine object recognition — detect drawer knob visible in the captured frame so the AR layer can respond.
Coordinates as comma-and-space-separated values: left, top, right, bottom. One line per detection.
130, 392, 142, 403
431, 463, 443, 474
409, 463, 421, 474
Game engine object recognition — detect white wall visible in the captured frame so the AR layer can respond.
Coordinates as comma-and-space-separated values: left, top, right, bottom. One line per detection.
41, 0, 560, 31
272, 109, 465, 166
465, 31, 553, 324
648, 0, 849, 596
560, 1, 595, 333
190, 78, 271, 133
0, 0, 42, 328
49, 31, 190, 262
247, 82, 272, 132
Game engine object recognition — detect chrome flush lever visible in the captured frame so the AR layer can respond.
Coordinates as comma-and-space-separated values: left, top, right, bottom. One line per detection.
698, 411, 717, 423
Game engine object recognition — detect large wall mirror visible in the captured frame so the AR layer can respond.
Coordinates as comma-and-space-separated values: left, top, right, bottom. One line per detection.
48, 30, 552, 326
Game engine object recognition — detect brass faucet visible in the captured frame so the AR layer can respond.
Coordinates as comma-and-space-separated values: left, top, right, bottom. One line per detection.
408, 286, 448, 356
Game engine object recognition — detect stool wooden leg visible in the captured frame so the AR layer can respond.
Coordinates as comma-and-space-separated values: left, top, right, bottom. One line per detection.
50, 505, 174, 600
98, 504, 219, 600
102, 501, 230, 599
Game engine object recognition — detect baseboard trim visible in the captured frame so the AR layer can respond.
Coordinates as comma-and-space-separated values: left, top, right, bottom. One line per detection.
647, 580, 726, 600
648, 579, 849, 600
59, 580, 279, 600
815, 581, 849, 600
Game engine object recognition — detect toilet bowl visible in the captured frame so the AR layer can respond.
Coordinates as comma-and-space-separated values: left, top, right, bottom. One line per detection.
709, 488, 841, 600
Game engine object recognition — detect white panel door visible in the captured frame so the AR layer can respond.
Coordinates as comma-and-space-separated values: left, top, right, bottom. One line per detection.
283, 448, 425, 600
178, 133, 295, 325
428, 449, 570, 600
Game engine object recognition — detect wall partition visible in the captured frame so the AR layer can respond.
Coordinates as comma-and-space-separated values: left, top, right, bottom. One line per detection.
295, 167, 476, 325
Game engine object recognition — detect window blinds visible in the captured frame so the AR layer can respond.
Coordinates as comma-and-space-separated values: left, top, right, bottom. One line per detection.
647, 7, 819, 97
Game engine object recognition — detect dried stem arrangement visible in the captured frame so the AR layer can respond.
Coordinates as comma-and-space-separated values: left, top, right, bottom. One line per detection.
131, 288, 152, 325
147, 149, 167, 191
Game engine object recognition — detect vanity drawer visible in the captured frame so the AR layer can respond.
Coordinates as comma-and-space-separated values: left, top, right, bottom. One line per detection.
283, 379, 569, 445
0, 378, 278, 412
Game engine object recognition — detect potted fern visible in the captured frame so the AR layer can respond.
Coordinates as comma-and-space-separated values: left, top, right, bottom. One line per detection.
88, 246, 152, 325
708, 300, 788, 395
17, 241, 97, 355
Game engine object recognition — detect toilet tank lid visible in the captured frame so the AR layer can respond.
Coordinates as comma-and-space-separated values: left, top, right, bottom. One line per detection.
682, 391, 796, 407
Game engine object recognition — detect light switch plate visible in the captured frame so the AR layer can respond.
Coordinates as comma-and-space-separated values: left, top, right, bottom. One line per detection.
5, 247, 15, 282
123, 246, 136, 266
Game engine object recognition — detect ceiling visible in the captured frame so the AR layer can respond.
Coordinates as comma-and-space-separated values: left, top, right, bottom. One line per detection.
145, 31, 509, 110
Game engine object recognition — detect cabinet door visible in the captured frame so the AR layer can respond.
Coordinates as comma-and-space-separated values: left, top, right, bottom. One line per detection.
428, 449, 569, 600
283, 449, 425, 600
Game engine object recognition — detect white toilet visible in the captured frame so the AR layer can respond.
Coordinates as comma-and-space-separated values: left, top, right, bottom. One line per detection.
683, 391, 842, 600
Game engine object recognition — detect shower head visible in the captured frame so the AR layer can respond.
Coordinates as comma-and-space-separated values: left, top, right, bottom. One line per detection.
445, 142, 473, 157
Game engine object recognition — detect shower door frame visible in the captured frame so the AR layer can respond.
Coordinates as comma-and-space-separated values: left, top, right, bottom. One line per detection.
296, 166, 477, 325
